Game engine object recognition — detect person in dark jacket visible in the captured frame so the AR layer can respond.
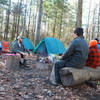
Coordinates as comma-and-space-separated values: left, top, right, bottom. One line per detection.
11, 36, 32, 66
12, 36, 30, 54
50, 27, 89, 85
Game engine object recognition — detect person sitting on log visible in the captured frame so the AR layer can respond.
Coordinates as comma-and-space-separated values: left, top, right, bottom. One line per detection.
86, 40, 100, 69
11, 35, 32, 67
50, 27, 89, 85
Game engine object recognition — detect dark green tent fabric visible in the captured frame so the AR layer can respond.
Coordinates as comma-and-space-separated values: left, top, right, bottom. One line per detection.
34, 37, 66, 56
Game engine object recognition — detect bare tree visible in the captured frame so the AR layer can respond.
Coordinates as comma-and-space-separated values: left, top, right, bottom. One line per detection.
11, 14, 16, 40
76, 0, 83, 28
22, 0, 27, 36
17, 0, 22, 36
52, 13, 57, 38
58, 14, 63, 40
85, 0, 92, 39
27, 0, 32, 38
34, 0, 43, 46
90, 5, 97, 40
98, 1, 100, 37
4, 0, 11, 40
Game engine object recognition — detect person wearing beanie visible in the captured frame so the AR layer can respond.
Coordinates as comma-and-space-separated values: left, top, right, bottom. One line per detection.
95, 38, 100, 51
50, 27, 89, 85
95, 38, 99, 43
11, 35, 32, 67
86, 40, 100, 69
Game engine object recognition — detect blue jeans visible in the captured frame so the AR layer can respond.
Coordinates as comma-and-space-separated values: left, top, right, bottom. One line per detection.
54, 60, 72, 83
54, 60, 66, 83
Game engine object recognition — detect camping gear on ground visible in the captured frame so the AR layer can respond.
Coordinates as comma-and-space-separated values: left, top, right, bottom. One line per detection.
0, 41, 10, 52
48, 54, 56, 63
13, 37, 34, 51
39, 54, 57, 64
2, 41, 9, 52
0, 41, 11, 57
34, 37, 66, 56
50, 65, 57, 85
39, 57, 50, 63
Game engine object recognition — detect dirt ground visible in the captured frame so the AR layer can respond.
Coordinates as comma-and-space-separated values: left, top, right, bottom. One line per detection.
0, 55, 100, 100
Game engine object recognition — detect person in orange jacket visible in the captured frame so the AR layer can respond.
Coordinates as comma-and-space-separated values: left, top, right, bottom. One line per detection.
86, 40, 100, 69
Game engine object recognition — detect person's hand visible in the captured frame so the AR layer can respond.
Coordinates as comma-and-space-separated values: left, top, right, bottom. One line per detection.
29, 53, 33, 57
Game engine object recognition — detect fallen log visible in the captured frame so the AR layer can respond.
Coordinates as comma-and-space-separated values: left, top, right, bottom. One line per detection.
60, 67, 100, 86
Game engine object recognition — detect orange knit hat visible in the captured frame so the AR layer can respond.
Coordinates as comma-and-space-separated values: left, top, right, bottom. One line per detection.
89, 40, 97, 47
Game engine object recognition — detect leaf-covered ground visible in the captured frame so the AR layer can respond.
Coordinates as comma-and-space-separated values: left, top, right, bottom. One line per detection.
0, 55, 100, 100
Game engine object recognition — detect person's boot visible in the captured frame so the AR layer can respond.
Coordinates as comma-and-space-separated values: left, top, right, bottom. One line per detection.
19, 58, 26, 68
21, 58, 24, 64
19, 61, 24, 68
85, 81, 97, 89
23, 59, 30, 68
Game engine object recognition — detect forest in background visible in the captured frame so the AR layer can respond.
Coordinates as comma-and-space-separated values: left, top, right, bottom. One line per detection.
0, 0, 100, 46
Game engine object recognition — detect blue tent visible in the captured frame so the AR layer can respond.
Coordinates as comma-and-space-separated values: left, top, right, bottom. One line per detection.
34, 37, 66, 56
13, 37, 34, 51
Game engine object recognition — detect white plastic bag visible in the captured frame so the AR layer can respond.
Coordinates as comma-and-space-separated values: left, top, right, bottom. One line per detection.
49, 54, 56, 63
49, 65, 57, 85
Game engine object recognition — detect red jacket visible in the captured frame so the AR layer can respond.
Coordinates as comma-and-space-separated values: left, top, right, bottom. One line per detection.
86, 45, 100, 69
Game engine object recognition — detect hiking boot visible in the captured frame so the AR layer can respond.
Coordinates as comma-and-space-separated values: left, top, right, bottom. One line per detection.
22, 59, 30, 68
20, 58, 24, 64
85, 81, 97, 89
49, 78, 62, 86
19, 61, 24, 68
19, 59, 29, 68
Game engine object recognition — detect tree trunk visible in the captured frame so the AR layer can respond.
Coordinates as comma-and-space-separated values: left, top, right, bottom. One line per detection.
46, 22, 49, 36
85, 0, 92, 39
17, 0, 22, 36
52, 10, 57, 38
4, 0, 11, 40
15, 16, 18, 38
34, 0, 43, 46
58, 14, 63, 40
1, 10, 4, 30
22, 0, 27, 36
11, 14, 16, 40
91, 6, 97, 40
76, 0, 83, 28
27, 0, 32, 38
32, 9, 37, 42
98, 1, 100, 37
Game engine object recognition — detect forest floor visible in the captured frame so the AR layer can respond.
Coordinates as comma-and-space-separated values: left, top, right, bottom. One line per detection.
0, 55, 100, 100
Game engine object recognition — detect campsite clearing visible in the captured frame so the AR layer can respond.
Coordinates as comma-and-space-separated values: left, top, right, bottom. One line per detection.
0, 55, 100, 100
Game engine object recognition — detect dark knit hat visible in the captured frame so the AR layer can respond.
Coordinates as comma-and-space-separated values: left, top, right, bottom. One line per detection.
95, 38, 99, 43
74, 27, 83, 36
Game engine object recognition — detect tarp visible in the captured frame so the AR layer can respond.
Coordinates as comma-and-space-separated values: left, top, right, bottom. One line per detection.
34, 37, 66, 56
13, 37, 34, 51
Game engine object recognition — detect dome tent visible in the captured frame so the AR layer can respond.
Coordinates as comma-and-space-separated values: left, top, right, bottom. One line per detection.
13, 37, 34, 51
34, 37, 66, 56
